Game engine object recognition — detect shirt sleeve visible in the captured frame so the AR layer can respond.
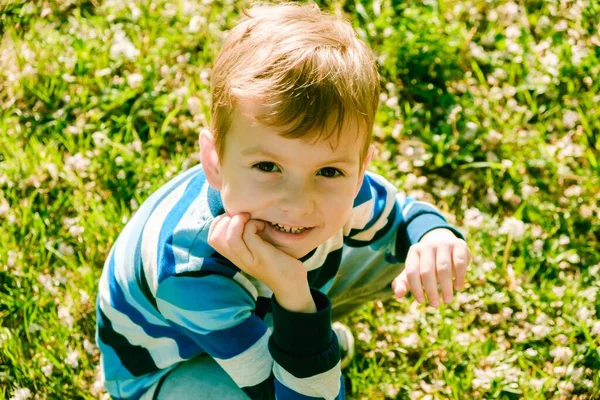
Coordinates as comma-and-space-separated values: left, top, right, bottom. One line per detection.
343, 172, 464, 263
156, 270, 344, 400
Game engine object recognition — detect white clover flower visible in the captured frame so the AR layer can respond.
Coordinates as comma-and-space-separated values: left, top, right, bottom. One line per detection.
529, 378, 546, 390
9, 388, 32, 400
500, 2, 519, 18
65, 349, 80, 368
464, 208, 484, 228
95, 67, 112, 77
187, 96, 202, 116
58, 243, 74, 256
41, 363, 53, 377
126, 73, 143, 89
400, 333, 420, 348
550, 346, 573, 363
499, 217, 525, 240
504, 25, 520, 39
65, 153, 91, 173
69, 225, 85, 237
0, 199, 9, 217
110, 31, 139, 61
84, 338, 96, 355
525, 348, 538, 357
591, 321, 600, 336
562, 110, 579, 129
189, 15, 204, 33
58, 305, 74, 328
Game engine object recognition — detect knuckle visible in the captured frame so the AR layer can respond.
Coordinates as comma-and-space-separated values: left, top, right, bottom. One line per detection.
437, 263, 451, 272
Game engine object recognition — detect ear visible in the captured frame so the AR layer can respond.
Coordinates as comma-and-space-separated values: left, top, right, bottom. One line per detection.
355, 144, 374, 196
199, 129, 223, 190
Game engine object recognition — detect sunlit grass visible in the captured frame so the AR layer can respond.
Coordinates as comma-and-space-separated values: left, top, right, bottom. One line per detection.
0, 0, 599, 399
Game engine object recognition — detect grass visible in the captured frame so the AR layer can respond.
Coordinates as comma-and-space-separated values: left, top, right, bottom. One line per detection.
0, 0, 599, 398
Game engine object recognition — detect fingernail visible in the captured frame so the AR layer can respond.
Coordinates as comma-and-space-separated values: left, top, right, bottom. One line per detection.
444, 296, 453, 303
431, 300, 439, 307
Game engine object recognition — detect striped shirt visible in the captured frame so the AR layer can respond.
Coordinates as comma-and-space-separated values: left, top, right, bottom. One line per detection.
96, 163, 462, 399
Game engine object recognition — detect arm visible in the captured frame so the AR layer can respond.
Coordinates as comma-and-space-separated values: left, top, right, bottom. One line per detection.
344, 172, 464, 260
158, 265, 343, 399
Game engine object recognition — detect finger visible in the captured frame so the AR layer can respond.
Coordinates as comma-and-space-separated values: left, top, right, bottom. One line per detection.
226, 214, 252, 263
242, 219, 268, 256
208, 214, 230, 249
453, 243, 470, 290
392, 271, 409, 299
419, 247, 440, 307
435, 245, 454, 304
405, 248, 424, 303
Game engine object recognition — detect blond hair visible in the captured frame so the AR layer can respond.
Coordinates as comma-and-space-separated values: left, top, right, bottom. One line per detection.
210, 2, 380, 160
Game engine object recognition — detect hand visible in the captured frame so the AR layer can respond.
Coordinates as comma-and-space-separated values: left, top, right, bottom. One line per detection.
391, 228, 471, 307
208, 213, 316, 313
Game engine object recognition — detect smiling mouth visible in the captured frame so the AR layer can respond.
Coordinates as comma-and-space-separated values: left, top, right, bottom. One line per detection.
269, 222, 310, 234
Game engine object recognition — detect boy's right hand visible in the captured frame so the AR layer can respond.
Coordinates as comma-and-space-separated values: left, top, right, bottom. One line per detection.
208, 213, 317, 313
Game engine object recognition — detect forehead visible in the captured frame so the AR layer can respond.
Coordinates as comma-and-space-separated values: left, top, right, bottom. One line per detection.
228, 104, 365, 155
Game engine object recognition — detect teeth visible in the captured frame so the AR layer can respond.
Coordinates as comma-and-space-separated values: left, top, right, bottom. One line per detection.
271, 222, 307, 234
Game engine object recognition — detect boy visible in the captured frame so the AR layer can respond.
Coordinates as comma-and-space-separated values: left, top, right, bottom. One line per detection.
96, 2, 471, 399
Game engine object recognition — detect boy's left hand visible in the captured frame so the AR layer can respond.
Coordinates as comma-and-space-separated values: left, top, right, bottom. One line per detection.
391, 228, 471, 307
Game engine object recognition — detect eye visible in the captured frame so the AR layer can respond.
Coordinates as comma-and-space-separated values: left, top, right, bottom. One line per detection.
318, 167, 343, 178
253, 162, 281, 173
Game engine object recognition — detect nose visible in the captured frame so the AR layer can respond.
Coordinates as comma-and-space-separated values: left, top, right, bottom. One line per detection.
279, 179, 315, 216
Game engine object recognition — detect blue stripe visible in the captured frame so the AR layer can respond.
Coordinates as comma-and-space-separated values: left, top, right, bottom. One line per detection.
106, 252, 202, 358
351, 173, 373, 207
156, 173, 207, 284
348, 175, 388, 237
169, 314, 269, 359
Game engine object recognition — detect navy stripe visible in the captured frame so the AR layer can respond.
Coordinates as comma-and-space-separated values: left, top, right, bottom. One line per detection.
255, 296, 271, 320
134, 239, 157, 311
107, 252, 202, 358
172, 314, 269, 360
307, 248, 342, 289
156, 173, 207, 284
97, 308, 159, 376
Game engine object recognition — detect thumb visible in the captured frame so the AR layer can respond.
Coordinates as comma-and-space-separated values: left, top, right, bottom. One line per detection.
392, 270, 409, 298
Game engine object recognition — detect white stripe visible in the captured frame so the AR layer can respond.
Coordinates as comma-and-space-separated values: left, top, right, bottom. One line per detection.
233, 272, 259, 300
304, 231, 344, 271
141, 175, 194, 296
342, 197, 375, 236
98, 295, 185, 369
273, 360, 341, 399
350, 187, 396, 242
214, 329, 273, 388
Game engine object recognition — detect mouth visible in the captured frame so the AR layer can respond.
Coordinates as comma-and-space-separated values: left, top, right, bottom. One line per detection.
269, 222, 311, 234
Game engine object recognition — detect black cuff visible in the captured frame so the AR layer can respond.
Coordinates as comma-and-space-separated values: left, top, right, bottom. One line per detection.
270, 288, 332, 357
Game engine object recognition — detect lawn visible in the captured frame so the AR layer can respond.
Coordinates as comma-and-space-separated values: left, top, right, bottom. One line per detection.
0, 0, 599, 398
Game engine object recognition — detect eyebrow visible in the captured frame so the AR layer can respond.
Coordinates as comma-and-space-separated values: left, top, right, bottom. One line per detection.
241, 146, 356, 165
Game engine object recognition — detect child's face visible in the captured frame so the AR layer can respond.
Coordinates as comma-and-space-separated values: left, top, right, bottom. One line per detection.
210, 108, 370, 259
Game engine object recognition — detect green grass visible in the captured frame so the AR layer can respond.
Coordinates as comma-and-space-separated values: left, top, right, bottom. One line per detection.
1, 0, 599, 398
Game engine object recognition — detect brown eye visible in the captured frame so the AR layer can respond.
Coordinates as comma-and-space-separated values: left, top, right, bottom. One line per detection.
318, 167, 343, 178
253, 162, 280, 173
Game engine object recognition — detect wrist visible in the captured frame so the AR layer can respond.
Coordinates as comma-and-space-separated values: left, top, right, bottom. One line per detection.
273, 283, 316, 313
